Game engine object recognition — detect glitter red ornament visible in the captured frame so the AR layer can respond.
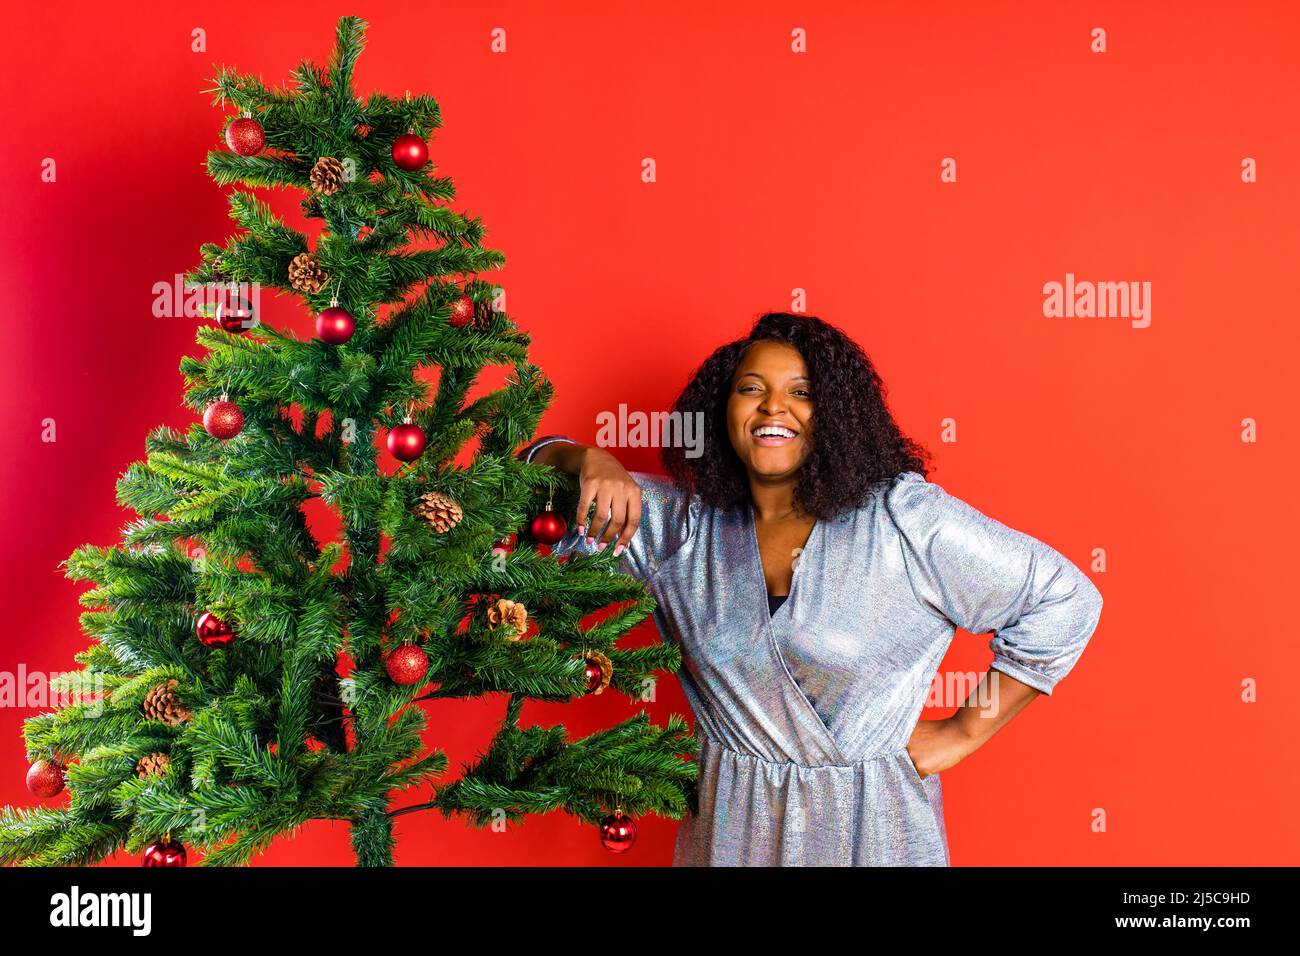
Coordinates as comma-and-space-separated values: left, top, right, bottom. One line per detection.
387, 419, 427, 462
447, 295, 474, 328
203, 395, 244, 440
529, 503, 567, 545
599, 811, 637, 853
225, 115, 266, 156
195, 611, 235, 648
141, 839, 187, 867
316, 299, 356, 344
385, 644, 429, 686
391, 133, 429, 171
26, 759, 65, 798
216, 295, 256, 333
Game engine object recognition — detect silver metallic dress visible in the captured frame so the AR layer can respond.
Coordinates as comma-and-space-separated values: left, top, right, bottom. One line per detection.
529, 443, 1104, 866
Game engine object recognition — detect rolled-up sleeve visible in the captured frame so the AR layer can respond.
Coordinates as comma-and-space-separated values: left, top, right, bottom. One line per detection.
883, 470, 1103, 696
515, 437, 697, 582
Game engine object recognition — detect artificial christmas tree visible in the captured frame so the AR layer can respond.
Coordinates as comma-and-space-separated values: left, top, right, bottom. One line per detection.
0, 16, 696, 867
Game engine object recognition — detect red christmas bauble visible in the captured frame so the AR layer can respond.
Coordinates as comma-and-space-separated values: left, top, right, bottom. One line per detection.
529, 509, 568, 545
216, 296, 256, 333
316, 305, 356, 344
584, 659, 604, 694
141, 839, 187, 867
387, 422, 427, 462
448, 295, 474, 328
385, 644, 429, 686
26, 759, 65, 798
391, 133, 429, 171
491, 535, 516, 556
203, 400, 244, 440
195, 611, 235, 648
599, 812, 637, 853
225, 116, 266, 156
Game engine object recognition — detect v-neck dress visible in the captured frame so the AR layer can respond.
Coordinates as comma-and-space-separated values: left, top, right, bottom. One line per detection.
535, 456, 1104, 866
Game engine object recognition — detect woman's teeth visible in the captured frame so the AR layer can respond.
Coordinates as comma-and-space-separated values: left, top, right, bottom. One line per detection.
753, 426, 797, 445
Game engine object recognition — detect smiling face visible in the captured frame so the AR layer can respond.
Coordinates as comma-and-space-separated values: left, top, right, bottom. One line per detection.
725, 339, 814, 482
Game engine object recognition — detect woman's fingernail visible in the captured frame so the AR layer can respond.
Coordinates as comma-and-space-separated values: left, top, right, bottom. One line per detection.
576, 525, 585, 537
597, 540, 608, 551
613, 543, 625, 557
586, 535, 596, 546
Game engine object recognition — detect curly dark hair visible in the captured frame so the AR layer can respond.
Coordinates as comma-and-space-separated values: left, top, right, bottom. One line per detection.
660, 312, 931, 520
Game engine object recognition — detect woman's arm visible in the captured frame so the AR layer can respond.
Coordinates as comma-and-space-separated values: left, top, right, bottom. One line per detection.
885, 471, 1104, 777
909, 670, 1043, 777
521, 439, 644, 557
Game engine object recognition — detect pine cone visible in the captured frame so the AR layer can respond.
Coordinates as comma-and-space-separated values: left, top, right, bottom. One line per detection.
135, 752, 171, 779
414, 490, 463, 533
288, 252, 328, 294
309, 156, 346, 195
142, 680, 192, 726
472, 298, 495, 331
583, 650, 614, 695
486, 598, 528, 640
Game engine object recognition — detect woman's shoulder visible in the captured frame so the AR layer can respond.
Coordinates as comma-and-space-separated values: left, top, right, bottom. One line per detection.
855, 469, 958, 532
857, 469, 934, 511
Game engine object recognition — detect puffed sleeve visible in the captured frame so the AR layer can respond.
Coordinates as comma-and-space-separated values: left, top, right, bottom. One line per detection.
515, 436, 698, 582
882, 470, 1103, 696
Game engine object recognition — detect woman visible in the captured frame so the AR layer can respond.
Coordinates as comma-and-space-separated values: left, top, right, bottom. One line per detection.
517, 311, 1103, 866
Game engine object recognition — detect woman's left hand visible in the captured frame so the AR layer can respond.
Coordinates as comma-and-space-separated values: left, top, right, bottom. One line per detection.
905, 718, 977, 778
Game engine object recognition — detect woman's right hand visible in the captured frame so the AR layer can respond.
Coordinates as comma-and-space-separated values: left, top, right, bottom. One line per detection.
574, 447, 643, 557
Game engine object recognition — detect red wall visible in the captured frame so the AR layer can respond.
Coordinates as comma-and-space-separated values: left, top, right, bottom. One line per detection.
1, 0, 1296, 865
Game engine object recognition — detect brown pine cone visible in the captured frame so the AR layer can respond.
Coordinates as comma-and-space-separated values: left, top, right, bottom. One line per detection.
414, 490, 463, 533
583, 650, 614, 695
309, 156, 346, 195
472, 298, 495, 331
135, 752, 171, 779
142, 680, 192, 726
486, 598, 528, 640
288, 252, 328, 294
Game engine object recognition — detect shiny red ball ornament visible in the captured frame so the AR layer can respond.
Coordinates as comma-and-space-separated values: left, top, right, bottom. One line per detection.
385, 644, 429, 686
529, 507, 568, 545
391, 133, 429, 171
26, 759, 65, 798
203, 397, 244, 440
195, 611, 235, 648
316, 304, 356, 344
225, 116, 266, 156
387, 421, 427, 462
447, 295, 474, 328
599, 812, 637, 853
584, 658, 604, 694
141, 839, 187, 867
216, 296, 256, 333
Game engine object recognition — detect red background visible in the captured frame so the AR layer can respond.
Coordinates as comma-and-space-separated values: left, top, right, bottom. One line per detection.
1, 0, 1297, 865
